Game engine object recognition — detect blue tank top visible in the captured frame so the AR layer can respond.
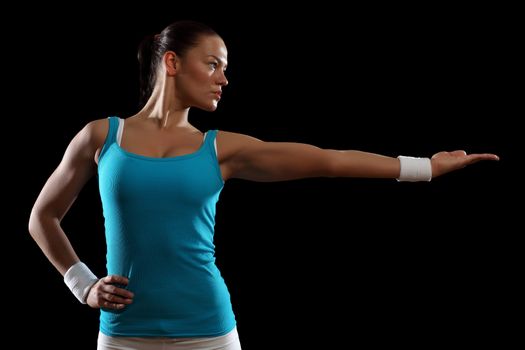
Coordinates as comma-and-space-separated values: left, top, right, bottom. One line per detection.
97, 117, 235, 337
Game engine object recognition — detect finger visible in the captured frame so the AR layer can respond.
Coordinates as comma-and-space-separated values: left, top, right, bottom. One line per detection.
103, 275, 130, 286
102, 292, 133, 305
467, 154, 500, 164
115, 287, 134, 299
479, 153, 500, 161
102, 300, 126, 310
102, 284, 135, 299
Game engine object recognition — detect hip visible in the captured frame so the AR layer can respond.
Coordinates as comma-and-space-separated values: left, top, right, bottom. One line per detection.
97, 327, 241, 350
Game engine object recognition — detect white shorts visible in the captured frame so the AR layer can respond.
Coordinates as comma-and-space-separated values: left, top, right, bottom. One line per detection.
97, 327, 242, 350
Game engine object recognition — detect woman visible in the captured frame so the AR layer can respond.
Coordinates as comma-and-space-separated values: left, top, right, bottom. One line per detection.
28, 20, 499, 350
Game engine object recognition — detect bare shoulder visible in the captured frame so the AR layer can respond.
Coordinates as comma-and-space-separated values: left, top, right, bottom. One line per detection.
216, 130, 262, 150
84, 118, 109, 143
78, 118, 109, 164
215, 130, 263, 160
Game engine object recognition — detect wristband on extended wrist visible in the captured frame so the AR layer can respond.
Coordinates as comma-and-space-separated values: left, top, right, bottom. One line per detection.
396, 155, 432, 182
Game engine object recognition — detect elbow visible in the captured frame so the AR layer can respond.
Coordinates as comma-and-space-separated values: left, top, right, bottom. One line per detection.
324, 150, 342, 178
28, 207, 52, 238
28, 208, 40, 237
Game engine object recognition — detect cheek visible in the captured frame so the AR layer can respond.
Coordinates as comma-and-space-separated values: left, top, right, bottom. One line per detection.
187, 67, 211, 84
197, 72, 212, 85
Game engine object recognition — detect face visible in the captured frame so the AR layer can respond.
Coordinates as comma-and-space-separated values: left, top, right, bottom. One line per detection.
174, 35, 228, 111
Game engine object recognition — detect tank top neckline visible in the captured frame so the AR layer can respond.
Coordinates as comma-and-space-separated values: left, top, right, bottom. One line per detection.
113, 117, 209, 162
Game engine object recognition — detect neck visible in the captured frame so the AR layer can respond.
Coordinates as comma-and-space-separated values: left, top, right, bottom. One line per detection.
137, 73, 191, 129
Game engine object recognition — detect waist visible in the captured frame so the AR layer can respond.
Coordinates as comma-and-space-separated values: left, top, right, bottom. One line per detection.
100, 263, 235, 337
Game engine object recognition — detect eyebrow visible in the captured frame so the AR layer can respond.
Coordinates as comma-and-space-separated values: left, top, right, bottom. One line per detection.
207, 55, 228, 68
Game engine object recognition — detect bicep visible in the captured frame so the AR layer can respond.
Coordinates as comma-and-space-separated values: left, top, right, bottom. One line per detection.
229, 136, 335, 182
32, 124, 98, 220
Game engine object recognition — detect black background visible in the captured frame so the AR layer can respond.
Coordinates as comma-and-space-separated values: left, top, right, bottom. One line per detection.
9, 4, 516, 349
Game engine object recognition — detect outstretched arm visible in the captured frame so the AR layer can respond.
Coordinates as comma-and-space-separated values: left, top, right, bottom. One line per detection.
219, 132, 499, 182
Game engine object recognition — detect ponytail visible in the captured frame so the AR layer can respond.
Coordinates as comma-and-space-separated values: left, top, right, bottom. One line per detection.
137, 35, 157, 108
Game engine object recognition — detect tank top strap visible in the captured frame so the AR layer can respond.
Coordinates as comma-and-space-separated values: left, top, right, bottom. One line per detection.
204, 129, 218, 154
98, 116, 120, 164
203, 129, 224, 184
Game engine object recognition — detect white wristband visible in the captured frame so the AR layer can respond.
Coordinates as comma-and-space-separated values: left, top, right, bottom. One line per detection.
64, 262, 99, 304
397, 156, 432, 182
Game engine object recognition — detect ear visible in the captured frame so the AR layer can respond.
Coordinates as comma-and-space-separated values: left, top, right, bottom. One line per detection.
164, 51, 178, 76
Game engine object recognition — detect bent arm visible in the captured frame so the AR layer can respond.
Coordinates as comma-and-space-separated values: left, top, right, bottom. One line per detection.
28, 121, 101, 276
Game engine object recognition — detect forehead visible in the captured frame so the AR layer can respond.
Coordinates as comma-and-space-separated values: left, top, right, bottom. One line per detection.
189, 35, 228, 62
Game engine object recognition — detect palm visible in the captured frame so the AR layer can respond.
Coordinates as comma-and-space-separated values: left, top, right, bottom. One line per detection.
431, 150, 499, 178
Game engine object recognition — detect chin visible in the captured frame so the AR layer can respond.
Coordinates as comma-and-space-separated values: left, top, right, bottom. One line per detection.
198, 102, 218, 112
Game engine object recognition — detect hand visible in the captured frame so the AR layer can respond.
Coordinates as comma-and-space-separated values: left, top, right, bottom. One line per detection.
431, 150, 499, 178
86, 275, 134, 310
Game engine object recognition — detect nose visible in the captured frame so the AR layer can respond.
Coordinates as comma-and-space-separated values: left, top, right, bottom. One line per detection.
217, 70, 228, 87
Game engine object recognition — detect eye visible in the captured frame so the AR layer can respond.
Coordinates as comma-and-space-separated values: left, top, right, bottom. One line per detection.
209, 62, 218, 70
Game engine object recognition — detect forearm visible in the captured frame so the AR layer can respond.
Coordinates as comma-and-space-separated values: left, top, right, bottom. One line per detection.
329, 150, 400, 178
28, 211, 80, 276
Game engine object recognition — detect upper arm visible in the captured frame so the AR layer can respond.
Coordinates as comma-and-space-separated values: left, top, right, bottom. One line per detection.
30, 119, 107, 221
218, 131, 335, 182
